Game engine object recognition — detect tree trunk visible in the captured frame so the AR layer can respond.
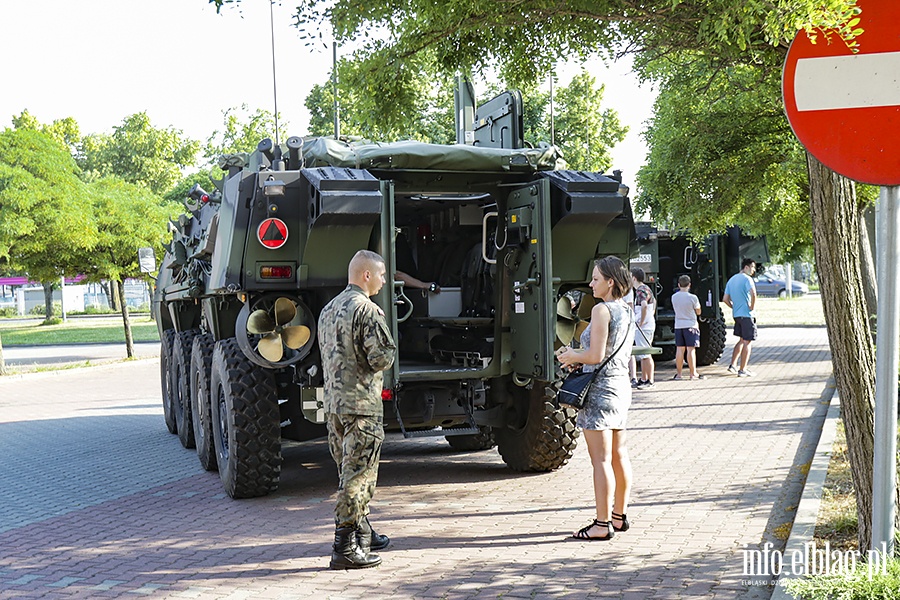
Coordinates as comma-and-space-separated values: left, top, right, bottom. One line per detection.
117, 279, 134, 359
806, 153, 876, 550
42, 282, 54, 318
858, 204, 878, 324
112, 281, 122, 312
100, 280, 117, 311
0, 334, 7, 376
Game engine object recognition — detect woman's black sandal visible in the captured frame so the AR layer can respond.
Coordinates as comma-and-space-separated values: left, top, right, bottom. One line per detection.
612, 511, 630, 532
573, 519, 614, 541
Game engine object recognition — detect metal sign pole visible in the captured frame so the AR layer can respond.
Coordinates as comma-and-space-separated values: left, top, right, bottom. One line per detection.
872, 184, 900, 553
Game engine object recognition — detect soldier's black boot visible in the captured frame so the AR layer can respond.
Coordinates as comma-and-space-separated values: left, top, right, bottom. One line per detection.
330, 526, 382, 570
360, 516, 390, 551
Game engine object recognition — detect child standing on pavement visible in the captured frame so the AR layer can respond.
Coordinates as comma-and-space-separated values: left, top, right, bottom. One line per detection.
671, 275, 704, 380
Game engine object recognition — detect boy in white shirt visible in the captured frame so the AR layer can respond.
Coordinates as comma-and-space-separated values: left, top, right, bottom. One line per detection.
631, 268, 656, 388
671, 274, 704, 380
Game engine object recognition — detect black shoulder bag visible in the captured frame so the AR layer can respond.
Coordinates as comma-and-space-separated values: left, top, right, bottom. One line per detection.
556, 313, 632, 410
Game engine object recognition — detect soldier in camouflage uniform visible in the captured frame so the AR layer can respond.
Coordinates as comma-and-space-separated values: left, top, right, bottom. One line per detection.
318, 249, 396, 570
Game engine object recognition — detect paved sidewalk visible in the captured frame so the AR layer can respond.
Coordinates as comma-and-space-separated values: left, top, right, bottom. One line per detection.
0, 327, 832, 599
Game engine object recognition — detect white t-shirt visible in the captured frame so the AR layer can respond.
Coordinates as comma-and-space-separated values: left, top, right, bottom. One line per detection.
633, 283, 655, 329
672, 290, 701, 329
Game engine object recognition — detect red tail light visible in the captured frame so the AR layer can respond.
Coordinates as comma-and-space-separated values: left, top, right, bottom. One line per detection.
259, 265, 293, 279
381, 389, 394, 400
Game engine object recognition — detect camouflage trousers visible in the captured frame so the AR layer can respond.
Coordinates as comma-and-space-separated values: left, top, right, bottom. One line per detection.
326, 413, 385, 528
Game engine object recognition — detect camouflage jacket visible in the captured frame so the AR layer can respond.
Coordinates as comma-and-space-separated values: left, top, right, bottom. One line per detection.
318, 284, 396, 416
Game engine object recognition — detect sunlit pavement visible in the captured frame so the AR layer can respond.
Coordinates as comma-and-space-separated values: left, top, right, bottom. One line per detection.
0, 327, 832, 599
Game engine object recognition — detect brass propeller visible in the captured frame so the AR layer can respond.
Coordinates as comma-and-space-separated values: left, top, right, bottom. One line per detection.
556, 293, 596, 347
247, 297, 312, 362
576, 294, 595, 320
556, 297, 577, 346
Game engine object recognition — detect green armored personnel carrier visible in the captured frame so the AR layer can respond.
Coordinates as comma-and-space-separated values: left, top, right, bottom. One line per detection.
155, 93, 638, 498
630, 223, 769, 365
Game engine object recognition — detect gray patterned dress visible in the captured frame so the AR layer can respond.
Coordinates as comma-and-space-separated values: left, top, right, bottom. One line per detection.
576, 299, 634, 431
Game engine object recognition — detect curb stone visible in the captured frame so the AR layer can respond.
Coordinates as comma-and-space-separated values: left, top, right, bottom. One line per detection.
771, 384, 841, 599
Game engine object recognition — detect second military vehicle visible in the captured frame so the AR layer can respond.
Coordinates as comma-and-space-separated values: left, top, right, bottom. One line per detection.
630, 223, 769, 365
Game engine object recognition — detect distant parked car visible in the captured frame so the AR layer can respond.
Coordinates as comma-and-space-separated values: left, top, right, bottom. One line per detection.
754, 274, 809, 298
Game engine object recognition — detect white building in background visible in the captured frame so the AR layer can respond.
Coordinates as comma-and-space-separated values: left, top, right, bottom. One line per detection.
3, 278, 152, 316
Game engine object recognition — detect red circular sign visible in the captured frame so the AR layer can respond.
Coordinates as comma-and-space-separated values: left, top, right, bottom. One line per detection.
783, 0, 900, 185
257, 217, 289, 249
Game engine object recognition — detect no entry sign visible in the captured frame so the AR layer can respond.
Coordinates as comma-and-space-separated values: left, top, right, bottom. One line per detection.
257, 217, 289, 249
783, 0, 900, 185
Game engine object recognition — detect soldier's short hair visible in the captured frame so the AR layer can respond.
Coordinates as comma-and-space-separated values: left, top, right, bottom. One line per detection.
349, 250, 385, 278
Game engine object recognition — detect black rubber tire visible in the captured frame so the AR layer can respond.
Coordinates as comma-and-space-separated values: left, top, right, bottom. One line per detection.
209, 338, 282, 498
654, 344, 677, 362
778, 289, 787, 299
495, 381, 580, 472
190, 333, 217, 471
445, 426, 496, 451
172, 330, 199, 449
698, 311, 727, 366
160, 329, 177, 434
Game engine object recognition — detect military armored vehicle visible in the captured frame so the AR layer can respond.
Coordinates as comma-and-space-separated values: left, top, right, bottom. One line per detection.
154, 94, 637, 498
630, 223, 769, 365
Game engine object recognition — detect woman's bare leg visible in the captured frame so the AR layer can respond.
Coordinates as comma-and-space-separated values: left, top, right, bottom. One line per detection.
581, 429, 614, 535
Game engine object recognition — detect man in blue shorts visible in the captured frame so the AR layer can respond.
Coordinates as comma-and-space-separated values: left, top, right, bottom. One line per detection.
722, 258, 758, 377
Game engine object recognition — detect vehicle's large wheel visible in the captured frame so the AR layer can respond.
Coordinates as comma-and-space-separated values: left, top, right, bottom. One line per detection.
495, 380, 580, 472
160, 329, 177, 434
698, 309, 727, 366
778, 289, 787, 299
445, 426, 496, 451
190, 333, 217, 471
654, 344, 677, 362
172, 330, 199, 449
209, 338, 282, 498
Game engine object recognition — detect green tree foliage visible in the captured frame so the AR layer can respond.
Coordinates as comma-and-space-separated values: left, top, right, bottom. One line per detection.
305, 59, 456, 143
83, 177, 174, 283
213, 0, 857, 127
551, 72, 627, 172
0, 128, 97, 285
636, 55, 811, 259
204, 105, 284, 162
79, 112, 199, 195
11, 110, 81, 152
80, 177, 177, 357
305, 67, 624, 171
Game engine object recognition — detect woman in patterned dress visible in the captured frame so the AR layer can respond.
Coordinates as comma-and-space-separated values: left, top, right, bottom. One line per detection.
556, 256, 634, 540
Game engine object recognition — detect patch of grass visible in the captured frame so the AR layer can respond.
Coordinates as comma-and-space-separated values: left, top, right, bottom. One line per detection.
0, 316, 160, 346
812, 418, 900, 552
814, 421, 859, 551
785, 556, 900, 599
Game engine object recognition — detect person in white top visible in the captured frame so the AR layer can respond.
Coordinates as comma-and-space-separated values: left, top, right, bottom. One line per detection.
631, 268, 656, 389
670, 275, 704, 380
623, 287, 637, 386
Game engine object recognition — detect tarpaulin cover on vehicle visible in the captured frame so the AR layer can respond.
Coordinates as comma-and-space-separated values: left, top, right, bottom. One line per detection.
301, 137, 565, 172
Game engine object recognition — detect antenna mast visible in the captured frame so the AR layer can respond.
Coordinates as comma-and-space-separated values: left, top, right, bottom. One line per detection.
333, 41, 340, 139
269, 1, 280, 146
